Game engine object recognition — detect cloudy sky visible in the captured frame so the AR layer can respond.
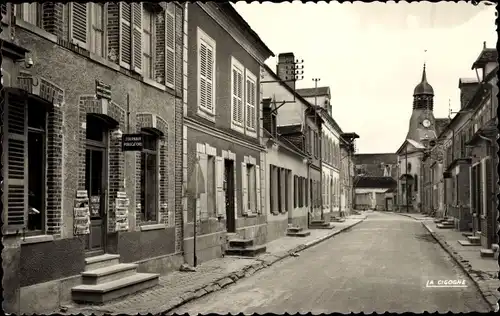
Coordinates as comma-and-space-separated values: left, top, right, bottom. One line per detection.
233, 1, 497, 154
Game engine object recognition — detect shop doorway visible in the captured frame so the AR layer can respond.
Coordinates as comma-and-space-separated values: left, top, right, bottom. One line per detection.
224, 159, 235, 233
84, 115, 109, 256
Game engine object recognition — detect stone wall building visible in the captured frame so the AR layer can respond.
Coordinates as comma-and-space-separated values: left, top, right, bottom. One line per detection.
2, 2, 185, 313
182, 2, 274, 265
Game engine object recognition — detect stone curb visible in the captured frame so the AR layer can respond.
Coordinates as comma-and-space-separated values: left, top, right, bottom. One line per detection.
420, 222, 498, 311
160, 217, 367, 314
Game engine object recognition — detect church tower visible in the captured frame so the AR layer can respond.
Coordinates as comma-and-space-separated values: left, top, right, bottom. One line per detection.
405, 64, 437, 143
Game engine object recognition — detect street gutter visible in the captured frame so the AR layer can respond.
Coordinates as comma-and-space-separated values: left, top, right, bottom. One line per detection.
160, 216, 367, 314
394, 212, 497, 312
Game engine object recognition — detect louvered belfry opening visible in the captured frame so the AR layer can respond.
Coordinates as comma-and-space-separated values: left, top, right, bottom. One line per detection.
2, 88, 58, 236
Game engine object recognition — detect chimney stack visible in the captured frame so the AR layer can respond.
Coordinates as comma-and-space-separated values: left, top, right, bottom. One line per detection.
276, 52, 296, 91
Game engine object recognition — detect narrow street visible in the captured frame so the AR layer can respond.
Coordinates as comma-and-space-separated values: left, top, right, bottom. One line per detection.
171, 212, 491, 314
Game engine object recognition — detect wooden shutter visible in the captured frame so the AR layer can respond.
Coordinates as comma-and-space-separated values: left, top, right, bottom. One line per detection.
3, 90, 28, 234
246, 75, 256, 129
232, 65, 243, 124
484, 157, 492, 216
293, 175, 297, 208
215, 156, 224, 218
199, 39, 214, 113
199, 153, 208, 220
165, 4, 175, 88
70, 2, 89, 49
241, 162, 248, 214
269, 166, 274, 213
255, 165, 261, 214
131, 2, 142, 73
119, 2, 132, 68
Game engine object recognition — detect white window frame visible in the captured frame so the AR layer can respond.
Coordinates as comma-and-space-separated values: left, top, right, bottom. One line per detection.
230, 56, 245, 134
197, 27, 216, 121
245, 69, 258, 138
90, 3, 106, 58
142, 7, 155, 80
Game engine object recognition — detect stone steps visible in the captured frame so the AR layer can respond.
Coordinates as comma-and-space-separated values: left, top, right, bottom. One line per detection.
480, 248, 494, 258
466, 236, 481, 245
72, 254, 159, 304
436, 222, 454, 229
309, 221, 335, 230
228, 238, 254, 249
225, 244, 267, 257
457, 240, 480, 247
287, 231, 311, 237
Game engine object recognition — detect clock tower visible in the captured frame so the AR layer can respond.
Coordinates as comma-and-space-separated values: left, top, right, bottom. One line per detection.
406, 64, 437, 143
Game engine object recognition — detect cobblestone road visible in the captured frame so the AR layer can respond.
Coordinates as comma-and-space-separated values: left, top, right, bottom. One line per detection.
171, 212, 491, 314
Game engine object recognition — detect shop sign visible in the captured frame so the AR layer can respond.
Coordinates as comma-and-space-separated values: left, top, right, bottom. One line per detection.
122, 134, 143, 151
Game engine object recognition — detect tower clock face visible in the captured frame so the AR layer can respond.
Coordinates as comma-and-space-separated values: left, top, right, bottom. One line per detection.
422, 119, 431, 128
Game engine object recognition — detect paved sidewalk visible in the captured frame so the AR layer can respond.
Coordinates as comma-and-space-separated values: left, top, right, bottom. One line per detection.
394, 212, 499, 310
60, 215, 366, 315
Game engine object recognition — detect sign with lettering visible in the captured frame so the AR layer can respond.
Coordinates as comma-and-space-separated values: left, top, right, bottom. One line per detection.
96, 80, 112, 100
122, 134, 143, 151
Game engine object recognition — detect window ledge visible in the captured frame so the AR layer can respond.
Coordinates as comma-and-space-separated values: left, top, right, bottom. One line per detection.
89, 53, 120, 72
143, 77, 167, 91
245, 129, 257, 138
231, 122, 245, 134
197, 109, 216, 123
243, 212, 258, 218
21, 234, 54, 245
16, 19, 58, 43
140, 223, 166, 231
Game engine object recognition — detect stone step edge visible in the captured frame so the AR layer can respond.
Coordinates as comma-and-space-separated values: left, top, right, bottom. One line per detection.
81, 263, 138, 277
85, 254, 120, 265
72, 273, 159, 293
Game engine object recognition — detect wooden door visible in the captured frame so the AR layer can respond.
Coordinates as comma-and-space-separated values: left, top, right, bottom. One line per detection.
224, 160, 235, 233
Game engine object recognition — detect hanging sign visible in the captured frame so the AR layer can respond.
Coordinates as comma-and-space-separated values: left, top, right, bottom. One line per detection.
96, 80, 112, 100
122, 134, 143, 151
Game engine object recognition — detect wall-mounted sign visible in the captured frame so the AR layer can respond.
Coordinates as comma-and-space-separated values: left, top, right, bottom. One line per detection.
122, 133, 143, 151
96, 80, 112, 100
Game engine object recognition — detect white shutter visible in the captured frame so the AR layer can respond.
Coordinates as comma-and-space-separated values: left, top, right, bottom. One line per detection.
165, 4, 175, 88
199, 153, 208, 220
232, 66, 244, 125
215, 156, 225, 218
119, 2, 132, 68
199, 39, 214, 113
255, 165, 261, 214
70, 3, 89, 49
246, 75, 256, 130
241, 162, 248, 214
131, 2, 142, 73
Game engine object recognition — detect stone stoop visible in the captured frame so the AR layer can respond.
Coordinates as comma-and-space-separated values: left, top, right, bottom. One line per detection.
466, 235, 481, 245
436, 221, 454, 229
71, 254, 159, 304
462, 232, 474, 238
480, 248, 495, 258
309, 220, 335, 230
330, 217, 346, 223
433, 217, 451, 224
286, 227, 311, 237
225, 238, 266, 257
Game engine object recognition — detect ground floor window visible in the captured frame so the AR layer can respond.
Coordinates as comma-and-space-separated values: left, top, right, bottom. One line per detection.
4, 90, 48, 234
141, 131, 159, 223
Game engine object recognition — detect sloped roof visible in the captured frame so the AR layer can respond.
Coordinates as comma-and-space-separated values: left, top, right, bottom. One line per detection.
355, 176, 397, 189
278, 124, 302, 135
435, 118, 451, 136
296, 87, 330, 97
472, 48, 497, 69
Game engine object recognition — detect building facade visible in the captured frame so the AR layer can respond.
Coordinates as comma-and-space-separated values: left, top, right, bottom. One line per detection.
182, 2, 274, 265
260, 53, 323, 226
2, 2, 185, 313
262, 99, 309, 241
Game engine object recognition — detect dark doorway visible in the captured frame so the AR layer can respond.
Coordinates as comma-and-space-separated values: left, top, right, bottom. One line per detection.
224, 159, 235, 233
85, 115, 109, 256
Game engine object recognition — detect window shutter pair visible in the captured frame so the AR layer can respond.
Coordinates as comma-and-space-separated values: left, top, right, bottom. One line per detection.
199, 39, 215, 113
118, 2, 142, 72
241, 162, 248, 214
255, 165, 261, 214
215, 156, 225, 218
232, 67, 244, 124
3, 90, 29, 234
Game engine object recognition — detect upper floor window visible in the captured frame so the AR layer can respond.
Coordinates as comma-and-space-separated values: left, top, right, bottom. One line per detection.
90, 3, 105, 57
17, 3, 40, 26
245, 71, 257, 131
142, 8, 154, 79
198, 28, 216, 115
230, 56, 257, 136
